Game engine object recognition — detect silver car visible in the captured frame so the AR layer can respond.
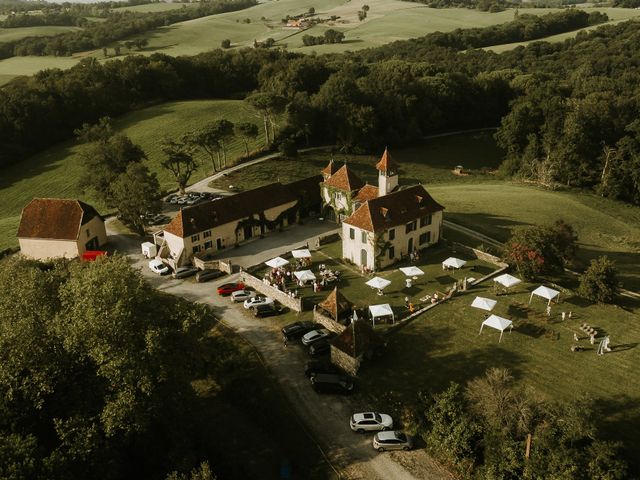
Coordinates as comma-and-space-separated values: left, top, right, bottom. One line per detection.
373, 431, 413, 452
301, 328, 331, 346
231, 290, 256, 303
350, 412, 393, 433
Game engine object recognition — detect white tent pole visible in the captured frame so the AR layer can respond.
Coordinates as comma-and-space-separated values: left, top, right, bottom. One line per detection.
529, 292, 534, 304
499, 330, 504, 343
479, 324, 484, 335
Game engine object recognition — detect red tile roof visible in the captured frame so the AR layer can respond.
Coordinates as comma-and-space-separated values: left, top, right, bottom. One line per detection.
343, 185, 444, 233
353, 184, 379, 203
321, 159, 340, 177
375, 147, 398, 173
322, 165, 364, 192
164, 182, 298, 238
318, 287, 354, 320
17, 198, 102, 240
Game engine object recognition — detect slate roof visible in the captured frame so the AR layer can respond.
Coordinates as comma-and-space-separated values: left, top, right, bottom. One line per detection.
343, 185, 444, 233
322, 165, 365, 192
375, 147, 398, 173
318, 287, 355, 320
286, 175, 323, 204
353, 184, 379, 203
164, 182, 297, 238
17, 198, 102, 240
331, 319, 384, 357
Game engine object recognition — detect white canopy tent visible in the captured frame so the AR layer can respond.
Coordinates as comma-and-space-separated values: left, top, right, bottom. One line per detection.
366, 277, 392, 290
291, 248, 312, 259
479, 314, 513, 343
471, 296, 497, 312
494, 273, 522, 289
443, 257, 467, 269
294, 270, 316, 283
369, 303, 395, 326
265, 256, 289, 268
529, 285, 560, 306
399, 266, 425, 277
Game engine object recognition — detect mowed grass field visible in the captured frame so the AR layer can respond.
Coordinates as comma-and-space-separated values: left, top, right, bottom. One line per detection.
0, 25, 80, 43
0, 55, 84, 86
0, 99, 266, 250
209, 135, 640, 291
113, 2, 189, 13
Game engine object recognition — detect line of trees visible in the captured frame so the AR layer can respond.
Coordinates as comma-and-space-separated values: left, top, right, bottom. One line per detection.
302, 28, 345, 46
0, 0, 257, 59
0, 11, 88, 28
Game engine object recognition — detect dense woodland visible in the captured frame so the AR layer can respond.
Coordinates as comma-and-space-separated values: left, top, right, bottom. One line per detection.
1, 14, 640, 204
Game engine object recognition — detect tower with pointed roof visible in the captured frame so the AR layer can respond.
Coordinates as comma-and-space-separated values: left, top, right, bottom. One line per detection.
319, 162, 365, 223
376, 147, 399, 197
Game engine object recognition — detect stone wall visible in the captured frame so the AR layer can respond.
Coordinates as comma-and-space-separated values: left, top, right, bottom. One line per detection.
451, 242, 508, 268
330, 346, 360, 376
193, 256, 234, 274
240, 271, 304, 312
313, 307, 346, 334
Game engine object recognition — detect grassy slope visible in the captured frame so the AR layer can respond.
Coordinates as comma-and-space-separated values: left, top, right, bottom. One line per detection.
0, 25, 80, 43
0, 99, 265, 250
113, 2, 189, 13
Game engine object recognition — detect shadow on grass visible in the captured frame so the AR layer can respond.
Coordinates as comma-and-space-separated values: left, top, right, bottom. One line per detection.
435, 275, 456, 285
564, 294, 593, 308
595, 394, 640, 476
445, 212, 525, 243
609, 342, 638, 353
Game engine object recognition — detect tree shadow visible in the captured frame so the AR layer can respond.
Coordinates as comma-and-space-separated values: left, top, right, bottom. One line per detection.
608, 342, 638, 353
435, 275, 456, 285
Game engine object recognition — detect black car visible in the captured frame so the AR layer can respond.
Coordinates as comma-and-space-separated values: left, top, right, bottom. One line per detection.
172, 266, 199, 279
308, 338, 332, 357
309, 373, 354, 394
195, 269, 225, 283
253, 304, 283, 318
305, 360, 341, 378
281, 321, 321, 341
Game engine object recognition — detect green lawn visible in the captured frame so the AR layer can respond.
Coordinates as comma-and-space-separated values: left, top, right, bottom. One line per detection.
0, 55, 82, 86
0, 99, 266, 251
357, 276, 640, 465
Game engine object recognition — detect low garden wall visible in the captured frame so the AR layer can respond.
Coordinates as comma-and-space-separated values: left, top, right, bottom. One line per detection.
451, 242, 507, 268
240, 271, 303, 312
193, 256, 234, 274
313, 307, 346, 334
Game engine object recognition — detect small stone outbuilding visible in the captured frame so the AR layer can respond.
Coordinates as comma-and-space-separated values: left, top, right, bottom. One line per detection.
330, 319, 385, 376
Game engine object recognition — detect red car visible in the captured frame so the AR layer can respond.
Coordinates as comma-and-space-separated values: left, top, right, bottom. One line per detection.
217, 282, 246, 296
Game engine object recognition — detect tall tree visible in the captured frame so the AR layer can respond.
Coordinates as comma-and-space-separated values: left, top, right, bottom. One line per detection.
212, 119, 235, 168
161, 137, 198, 194
245, 92, 286, 146
111, 163, 161, 235
188, 127, 222, 173
235, 122, 258, 158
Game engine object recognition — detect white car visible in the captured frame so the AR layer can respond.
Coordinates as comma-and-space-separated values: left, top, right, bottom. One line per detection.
350, 412, 393, 433
301, 328, 331, 346
148, 259, 170, 275
373, 431, 413, 452
243, 296, 274, 310
231, 290, 256, 303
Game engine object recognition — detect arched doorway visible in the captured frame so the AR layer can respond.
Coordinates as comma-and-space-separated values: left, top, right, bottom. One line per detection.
360, 249, 367, 267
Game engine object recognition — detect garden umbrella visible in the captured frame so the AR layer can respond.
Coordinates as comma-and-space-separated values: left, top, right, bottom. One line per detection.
479, 314, 513, 343
365, 277, 391, 290
529, 285, 560, 306
291, 249, 312, 258
399, 266, 425, 277
494, 273, 522, 289
442, 257, 467, 269
294, 270, 316, 282
471, 296, 497, 312
265, 256, 289, 268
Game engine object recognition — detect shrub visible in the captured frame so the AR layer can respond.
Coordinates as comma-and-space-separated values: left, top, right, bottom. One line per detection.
578, 256, 619, 303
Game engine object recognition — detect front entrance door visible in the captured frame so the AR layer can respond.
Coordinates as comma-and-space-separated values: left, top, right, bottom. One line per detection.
243, 225, 252, 240
408, 237, 414, 255
360, 249, 368, 267
216, 238, 223, 250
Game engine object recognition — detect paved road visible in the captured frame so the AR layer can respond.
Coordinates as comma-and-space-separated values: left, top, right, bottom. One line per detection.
106, 219, 452, 480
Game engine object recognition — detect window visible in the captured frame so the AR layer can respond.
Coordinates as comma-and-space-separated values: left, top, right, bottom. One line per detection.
361, 231, 367, 243
419, 232, 431, 245
349, 228, 355, 240
203, 230, 212, 238
192, 245, 201, 254
191, 234, 200, 242
86, 228, 90, 237
420, 215, 432, 227
388, 246, 395, 259
204, 241, 213, 250
388, 229, 395, 240
334, 191, 343, 202
405, 221, 416, 233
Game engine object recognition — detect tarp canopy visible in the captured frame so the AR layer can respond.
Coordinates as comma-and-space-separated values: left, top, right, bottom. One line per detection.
369, 303, 395, 325
471, 296, 497, 312
443, 257, 467, 269
291, 248, 312, 258
479, 314, 513, 343
366, 277, 391, 290
265, 256, 289, 268
294, 270, 316, 282
529, 285, 560, 305
399, 266, 425, 277
494, 273, 522, 289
